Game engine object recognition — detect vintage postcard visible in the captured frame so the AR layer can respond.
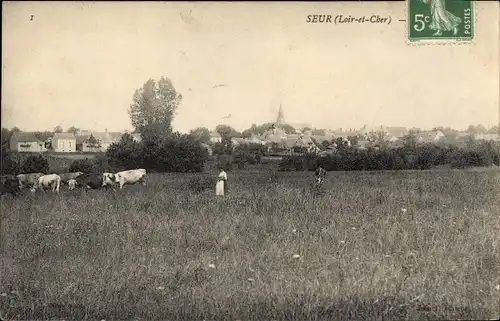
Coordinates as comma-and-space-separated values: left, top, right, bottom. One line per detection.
1, 1, 499, 320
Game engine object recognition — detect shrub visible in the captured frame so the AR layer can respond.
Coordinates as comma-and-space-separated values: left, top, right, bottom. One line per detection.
93, 154, 112, 172
21, 154, 49, 174
106, 133, 208, 173
216, 154, 233, 171
277, 142, 500, 172
68, 159, 95, 173
106, 135, 143, 171
0, 148, 20, 175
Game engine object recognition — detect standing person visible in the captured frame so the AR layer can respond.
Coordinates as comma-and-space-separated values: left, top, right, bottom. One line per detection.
216, 167, 228, 196
315, 166, 326, 186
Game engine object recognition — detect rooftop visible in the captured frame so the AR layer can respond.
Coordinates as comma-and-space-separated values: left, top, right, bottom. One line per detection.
53, 132, 76, 139
11, 132, 40, 142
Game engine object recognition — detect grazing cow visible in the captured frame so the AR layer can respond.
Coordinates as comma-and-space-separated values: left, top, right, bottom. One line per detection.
114, 169, 147, 189
58, 172, 84, 185
75, 173, 108, 190
16, 173, 44, 189
31, 174, 61, 193
102, 172, 117, 187
1, 175, 21, 197
68, 179, 77, 191
315, 166, 327, 185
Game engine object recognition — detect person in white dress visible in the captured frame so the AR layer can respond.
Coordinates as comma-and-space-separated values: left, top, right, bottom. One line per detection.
216, 167, 228, 196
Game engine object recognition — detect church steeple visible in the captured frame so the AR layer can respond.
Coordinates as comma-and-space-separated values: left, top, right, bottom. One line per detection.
276, 104, 284, 127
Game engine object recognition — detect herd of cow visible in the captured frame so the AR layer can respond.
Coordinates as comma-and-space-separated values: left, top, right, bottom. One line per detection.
0, 168, 147, 197
1, 166, 327, 198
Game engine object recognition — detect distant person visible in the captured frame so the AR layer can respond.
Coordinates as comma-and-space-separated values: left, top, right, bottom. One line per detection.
216, 167, 228, 196
315, 166, 327, 185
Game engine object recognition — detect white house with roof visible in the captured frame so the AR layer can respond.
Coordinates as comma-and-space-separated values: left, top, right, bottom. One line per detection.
416, 130, 445, 144
76, 130, 123, 152
210, 130, 222, 143
131, 133, 142, 143
9, 132, 47, 152
52, 133, 76, 152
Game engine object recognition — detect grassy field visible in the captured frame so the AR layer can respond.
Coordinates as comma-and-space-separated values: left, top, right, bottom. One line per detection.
1, 168, 499, 320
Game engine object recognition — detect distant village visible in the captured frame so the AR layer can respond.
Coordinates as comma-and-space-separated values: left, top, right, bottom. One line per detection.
7, 123, 499, 157
203, 124, 499, 156
8, 129, 142, 154
6, 106, 499, 156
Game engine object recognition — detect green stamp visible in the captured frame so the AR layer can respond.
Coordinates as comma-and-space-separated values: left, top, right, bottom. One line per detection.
408, 0, 474, 42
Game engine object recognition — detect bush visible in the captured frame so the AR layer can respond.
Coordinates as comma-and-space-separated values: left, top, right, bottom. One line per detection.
21, 154, 49, 174
278, 142, 500, 172
106, 133, 208, 173
106, 135, 143, 171
68, 159, 95, 173
1, 147, 20, 175
216, 154, 233, 171
278, 154, 316, 171
93, 154, 112, 173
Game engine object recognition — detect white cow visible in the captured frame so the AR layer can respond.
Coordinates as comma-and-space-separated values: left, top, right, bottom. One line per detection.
68, 179, 77, 191
114, 169, 147, 189
31, 174, 61, 193
17, 173, 44, 189
102, 172, 117, 187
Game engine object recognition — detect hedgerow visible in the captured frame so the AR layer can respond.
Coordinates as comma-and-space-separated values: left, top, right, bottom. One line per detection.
106, 133, 208, 173
278, 141, 500, 171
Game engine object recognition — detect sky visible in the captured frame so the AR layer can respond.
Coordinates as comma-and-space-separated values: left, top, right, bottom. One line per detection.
2, 1, 499, 134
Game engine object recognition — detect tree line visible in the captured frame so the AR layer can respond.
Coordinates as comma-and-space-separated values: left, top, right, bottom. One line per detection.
2, 74, 499, 175
278, 140, 500, 172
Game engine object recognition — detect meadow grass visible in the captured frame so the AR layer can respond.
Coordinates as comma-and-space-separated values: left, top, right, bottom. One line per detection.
1, 168, 499, 320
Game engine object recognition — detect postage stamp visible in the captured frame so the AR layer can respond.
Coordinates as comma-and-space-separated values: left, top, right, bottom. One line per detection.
408, 0, 474, 42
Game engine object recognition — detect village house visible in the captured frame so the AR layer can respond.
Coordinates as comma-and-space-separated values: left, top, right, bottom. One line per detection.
131, 133, 142, 143
356, 139, 371, 150
9, 132, 47, 152
416, 130, 445, 144
273, 135, 321, 154
247, 133, 266, 145
76, 130, 123, 152
210, 130, 222, 143
383, 126, 408, 138
230, 137, 246, 148
384, 135, 400, 143
52, 133, 77, 152
474, 133, 499, 141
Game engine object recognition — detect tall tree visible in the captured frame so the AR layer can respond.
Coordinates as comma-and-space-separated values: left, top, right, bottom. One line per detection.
86, 134, 102, 152
128, 77, 183, 140
189, 127, 211, 143
66, 126, 80, 135
402, 132, 418, 149
241, 122, 295, 137
466, 124, 477, 134
1, 128, 12, 147
53, 126, 63, 133
474, 124, 487, 134
216, 124, 241, 142
34, 131, 53, 142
